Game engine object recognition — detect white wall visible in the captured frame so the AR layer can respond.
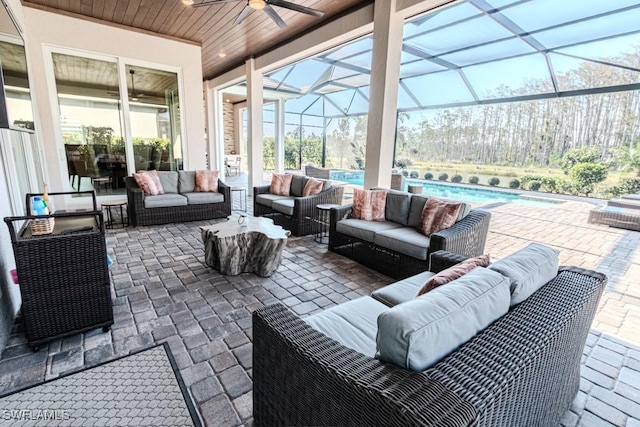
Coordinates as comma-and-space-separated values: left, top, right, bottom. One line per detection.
22, 6, 206, 208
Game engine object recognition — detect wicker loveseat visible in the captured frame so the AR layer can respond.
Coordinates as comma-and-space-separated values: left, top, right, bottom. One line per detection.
253, 249, 607, 427
329, 189, 491, 278
126, 171, 231, 226
253, 175, 344, 236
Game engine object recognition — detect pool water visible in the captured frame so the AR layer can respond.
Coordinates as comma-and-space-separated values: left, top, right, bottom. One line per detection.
329, 171, 561, 207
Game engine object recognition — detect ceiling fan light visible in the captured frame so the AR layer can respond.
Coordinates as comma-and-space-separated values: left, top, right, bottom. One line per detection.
249, 0, 265, 10
181, 0, 194, 5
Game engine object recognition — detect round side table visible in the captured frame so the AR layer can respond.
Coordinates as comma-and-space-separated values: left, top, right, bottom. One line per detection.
101, 200, 128, 229
314, 203, 341, 244
231, 187, 247, 212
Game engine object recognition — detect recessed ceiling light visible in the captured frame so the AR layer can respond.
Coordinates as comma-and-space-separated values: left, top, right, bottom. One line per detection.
225, 99, 230, 102
218, 51, 227, 58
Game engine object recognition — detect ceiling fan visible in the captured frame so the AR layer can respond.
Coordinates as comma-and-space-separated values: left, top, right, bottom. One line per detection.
184, 0, 325, 29
106, 69, 149, 101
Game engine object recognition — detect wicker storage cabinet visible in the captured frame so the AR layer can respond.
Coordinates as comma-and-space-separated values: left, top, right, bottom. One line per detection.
4, 192, 113, 350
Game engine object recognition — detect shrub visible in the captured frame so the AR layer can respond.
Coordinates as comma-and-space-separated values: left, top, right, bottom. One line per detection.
468, 175, 479, 184
451, 174, 462, 183
438, 173, 449, 181
509, 179, 520, 189
489, 177, 500, 186
402, 170, 409, 177
395, 158, 412, 169
528, 181, 541, 191
409, 170, 419, 178
561, 147, 601, 175
424, 172, 433, 180
568, 163, 608, 196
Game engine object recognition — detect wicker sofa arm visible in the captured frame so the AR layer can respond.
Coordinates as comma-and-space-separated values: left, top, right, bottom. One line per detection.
429, 250, 470, 273
126, 177, 144, 226
254, 185, 271, 197
427, 267, 606, 425
217, 180, 231, 201
429, 210, 491, 258
294, 185, 345, 214
253, 303, 476, 427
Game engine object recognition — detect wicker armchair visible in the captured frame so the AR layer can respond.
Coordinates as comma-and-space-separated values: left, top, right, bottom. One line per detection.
253, 183, 344, 236
329, 203, 491, 279
253, 260, 606, 426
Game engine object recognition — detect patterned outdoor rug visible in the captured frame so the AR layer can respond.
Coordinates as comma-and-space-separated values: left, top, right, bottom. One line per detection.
0, 343, 202, 426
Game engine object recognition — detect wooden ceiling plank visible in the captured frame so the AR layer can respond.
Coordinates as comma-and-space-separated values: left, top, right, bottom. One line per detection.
171, 1, 231, 40
122, 0, 142, 25
80, 0, 92, 15
91, 0, 105, 18
111, 0, 131, 23
139, 0, 168, 29
155, 1, 192, 35
102, 1, 118, 21
181, 2, 240, 41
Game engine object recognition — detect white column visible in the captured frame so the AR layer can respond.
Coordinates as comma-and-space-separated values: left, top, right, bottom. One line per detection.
274, 98, 285, 174
205, 84, 226, 181
246, 58, 264, 190
363, 0, 404, 189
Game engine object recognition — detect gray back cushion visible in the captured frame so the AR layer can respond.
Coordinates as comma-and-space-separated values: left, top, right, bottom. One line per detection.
385, 192, 412, 225
489, 242, 559, 306
376, 267, 510, 371
290, 175, 306, 197
407, 195, 471, 228
178, 171, 196, 193
157, 171, 179, 193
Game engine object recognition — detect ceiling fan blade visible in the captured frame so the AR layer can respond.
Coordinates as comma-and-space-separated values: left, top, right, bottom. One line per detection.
264, 4, 287, 29
192, 0, 242, 8
268, 0, 324, 17
234, 5, 251, 25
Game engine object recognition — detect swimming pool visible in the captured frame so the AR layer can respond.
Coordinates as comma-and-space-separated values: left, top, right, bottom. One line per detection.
329, 171, 562, 207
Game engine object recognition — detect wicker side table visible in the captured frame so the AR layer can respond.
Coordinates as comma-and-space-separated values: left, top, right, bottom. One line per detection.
4, 191, 113, 350
314, 204, 341, 244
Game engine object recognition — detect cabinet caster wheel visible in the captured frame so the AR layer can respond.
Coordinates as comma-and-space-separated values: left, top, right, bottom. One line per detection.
102, 326, 111, 332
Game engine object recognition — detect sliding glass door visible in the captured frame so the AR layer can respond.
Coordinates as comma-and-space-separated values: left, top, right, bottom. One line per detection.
51, 51, 182, 196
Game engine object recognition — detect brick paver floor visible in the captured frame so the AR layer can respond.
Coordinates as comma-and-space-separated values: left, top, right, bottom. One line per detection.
0, 180, 638, 426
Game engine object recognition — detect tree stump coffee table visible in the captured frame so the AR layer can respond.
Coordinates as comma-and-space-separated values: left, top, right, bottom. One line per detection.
200, 216, 290, 277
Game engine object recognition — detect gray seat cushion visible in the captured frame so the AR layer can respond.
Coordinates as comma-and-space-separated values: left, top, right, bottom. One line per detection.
407, 195, 471, 228
183, 192, 224, 205
371, 270, 435, 307
336, 219, 404, 243
256, 194, 292, 208
178, 171, 196, 193
157, 171, 179, 193
374, 227, 431, 260
143, 194, 188, 208
376, 267, 510, 371
489, 242, 559, 306
304, 296, 388, 357
272, 198, 295, 216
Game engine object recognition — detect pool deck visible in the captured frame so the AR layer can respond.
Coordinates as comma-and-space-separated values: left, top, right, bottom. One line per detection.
0, 174, 637, 427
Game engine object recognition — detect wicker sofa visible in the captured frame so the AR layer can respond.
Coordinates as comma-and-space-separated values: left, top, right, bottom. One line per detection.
253, 175, 344, 236
126, 171, 231, 226
253, 248, 607, 427
329, 189, 491, 278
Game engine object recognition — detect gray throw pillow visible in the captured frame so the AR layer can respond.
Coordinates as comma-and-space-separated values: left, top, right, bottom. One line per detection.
178, 171, 196, 193
385, 192, 411, 226
489, 242, 559, 306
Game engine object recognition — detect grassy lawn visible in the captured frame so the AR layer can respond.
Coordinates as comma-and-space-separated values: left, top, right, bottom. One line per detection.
404, 161, 630, 196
